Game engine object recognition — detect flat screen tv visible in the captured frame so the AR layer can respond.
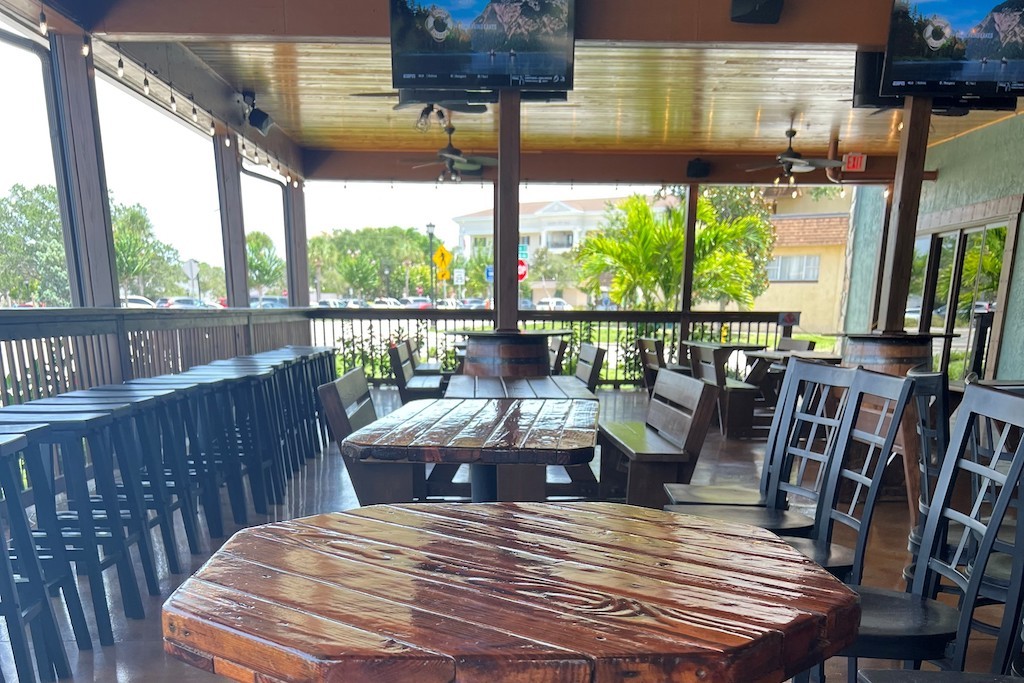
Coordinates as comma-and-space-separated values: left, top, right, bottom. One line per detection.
389, 0, 575, 91
856, 50, 1018, 112
881, 0, 1024, 98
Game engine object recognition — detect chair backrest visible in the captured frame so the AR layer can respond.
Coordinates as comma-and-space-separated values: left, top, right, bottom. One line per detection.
806, 367, 915, 585
388, 343, 415, 391
317, 367, 378, 442
777, 337, 815, 352
637, 337, 665, 395
687, 344, 730, 389
646, 369, 720, 456
906, 367, 951, 529
763, 359, 858, 511
549, 337, 568, 375
401, 339, 421, 372
574, 343, 606, 392
910, 384, 1024, 673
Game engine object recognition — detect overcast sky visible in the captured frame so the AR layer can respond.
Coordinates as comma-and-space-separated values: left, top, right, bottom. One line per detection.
1, 29, 655, 269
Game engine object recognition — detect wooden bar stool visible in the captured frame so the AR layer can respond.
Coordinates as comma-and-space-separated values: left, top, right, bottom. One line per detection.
0, 424, 92, 654
0, 433, 71, 682
0, 412, 150, 646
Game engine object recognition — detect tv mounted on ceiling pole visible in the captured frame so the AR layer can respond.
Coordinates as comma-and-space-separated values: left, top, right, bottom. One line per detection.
389, 0, 575, 91
880, 0, 1024, 98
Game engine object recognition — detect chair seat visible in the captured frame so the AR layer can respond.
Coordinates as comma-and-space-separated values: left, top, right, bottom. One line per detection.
414, 360, 443, 374
858, 671, 1018, 682
663, 504, 814, 537
663, 482, 766, 506
784, 537, 854, 579
839, 585, 959, 662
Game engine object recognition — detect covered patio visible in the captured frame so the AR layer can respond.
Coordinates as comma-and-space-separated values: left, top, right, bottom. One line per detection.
2, 0, 1024, 681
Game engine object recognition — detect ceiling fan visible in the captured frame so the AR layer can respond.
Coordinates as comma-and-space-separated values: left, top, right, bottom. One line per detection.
411, 123, 497, 182
746, 128, 843, 176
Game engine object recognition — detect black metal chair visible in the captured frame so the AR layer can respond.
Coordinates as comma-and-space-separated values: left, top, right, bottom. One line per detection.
665, 359, 857, 537
834, 384, 1024, 681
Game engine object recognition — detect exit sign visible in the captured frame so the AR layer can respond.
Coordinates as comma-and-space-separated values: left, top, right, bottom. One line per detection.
842, 152, 867, 173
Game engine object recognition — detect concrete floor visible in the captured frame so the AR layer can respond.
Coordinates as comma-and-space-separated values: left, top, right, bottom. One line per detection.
0, 386, 998, 682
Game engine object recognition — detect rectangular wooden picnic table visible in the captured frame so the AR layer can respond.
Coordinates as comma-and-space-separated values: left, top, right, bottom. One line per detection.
163, 502, 860, 683
341, 398, 598, 502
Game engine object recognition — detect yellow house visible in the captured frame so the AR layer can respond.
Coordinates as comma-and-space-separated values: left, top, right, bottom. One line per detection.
752, 191, 852, 334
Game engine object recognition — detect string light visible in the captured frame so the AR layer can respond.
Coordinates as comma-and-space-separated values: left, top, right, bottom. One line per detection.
897, 120, 905, 132
169, 86, 177, 113
143, 64, 150, 95
81, 36, 90, 57
839, 186, 847, 199
38, 11, 47, 35
224, 136, 231, 147
883, 186, 891, 199
117, 55, 124, 78
292, 180, 299, 189
191, 97, 199, 123
791, 188, 798, 199
209, 118, 216, 136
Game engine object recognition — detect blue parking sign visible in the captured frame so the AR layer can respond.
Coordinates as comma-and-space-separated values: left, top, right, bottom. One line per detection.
484, 265, 494, 283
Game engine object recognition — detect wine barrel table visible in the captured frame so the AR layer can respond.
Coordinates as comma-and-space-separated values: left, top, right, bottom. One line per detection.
455, 329, 570, 378
163, 502, 860, 683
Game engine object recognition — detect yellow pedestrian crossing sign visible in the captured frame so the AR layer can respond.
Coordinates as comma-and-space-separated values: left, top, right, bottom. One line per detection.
436, 266, 451, 281
432, 245, 453, 270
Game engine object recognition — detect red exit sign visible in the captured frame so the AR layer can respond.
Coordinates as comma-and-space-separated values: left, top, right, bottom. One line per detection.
842, 152, 868, 173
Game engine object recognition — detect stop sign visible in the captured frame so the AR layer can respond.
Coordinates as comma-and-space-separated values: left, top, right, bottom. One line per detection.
517, 259, 528, 282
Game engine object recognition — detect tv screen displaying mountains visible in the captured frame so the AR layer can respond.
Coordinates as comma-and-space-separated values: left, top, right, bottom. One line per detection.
882, 0, 1024, 96
390, 0, 575, 90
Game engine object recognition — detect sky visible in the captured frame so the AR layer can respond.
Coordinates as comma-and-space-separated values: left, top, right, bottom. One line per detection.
1, 26, 654, 272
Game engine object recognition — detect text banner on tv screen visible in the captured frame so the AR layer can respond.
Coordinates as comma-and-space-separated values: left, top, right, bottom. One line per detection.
390, 0, 575, 91
881, 0, 1024, 97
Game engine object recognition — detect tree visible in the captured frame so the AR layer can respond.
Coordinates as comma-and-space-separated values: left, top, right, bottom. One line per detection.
0, 184, 71, 306
246, 231, 285, 297
111, 201, 186, 299
528, 247, 575, 299
196, 262, 226, 300
307, 234, 337, 299
575, 192, 775, 311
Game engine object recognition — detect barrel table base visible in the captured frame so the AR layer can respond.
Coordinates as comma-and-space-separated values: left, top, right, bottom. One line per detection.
463, 333, 551, 378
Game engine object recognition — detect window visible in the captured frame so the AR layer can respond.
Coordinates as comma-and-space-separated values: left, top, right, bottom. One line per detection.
519, 236, 530, 246
241, 167, 288, 306
767, 254, 819, 282
547, 231, 574, 249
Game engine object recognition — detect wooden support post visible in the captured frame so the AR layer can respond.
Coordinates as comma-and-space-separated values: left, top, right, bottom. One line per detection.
213, 130, 249, 308
495, 90, 521, 332
678, 183, 699, 352
877, 96, 932, 333
284, 181, 310, 307
49, 34, 118, 309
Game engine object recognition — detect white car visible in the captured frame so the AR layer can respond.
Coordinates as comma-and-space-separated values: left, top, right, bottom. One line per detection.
121, 295, 156, 308
371, 297, 402, 308
536, 297, 573, 311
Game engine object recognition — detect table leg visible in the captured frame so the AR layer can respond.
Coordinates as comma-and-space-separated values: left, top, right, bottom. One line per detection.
470, 464, 497, 502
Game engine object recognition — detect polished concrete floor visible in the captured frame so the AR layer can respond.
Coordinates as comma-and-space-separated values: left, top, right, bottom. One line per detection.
0, 386, 998, 681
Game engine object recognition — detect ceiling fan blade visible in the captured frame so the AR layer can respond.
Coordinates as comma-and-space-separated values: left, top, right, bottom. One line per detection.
411, 161, 444, 170
745, 163, 782, 172
452, 160, 482, 172
439, 151, 469, 163
465, 155, 498, 167
804, 158, 844, 169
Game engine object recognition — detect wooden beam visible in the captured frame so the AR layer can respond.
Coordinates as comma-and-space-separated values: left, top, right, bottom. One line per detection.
49, 32, 119, 308
877, 96, 932, 333
89, 0, 893, 47
213, 130, 249, 308
495, 90, 521, 333
680, 184, 698, 312
284, 182, 310, 307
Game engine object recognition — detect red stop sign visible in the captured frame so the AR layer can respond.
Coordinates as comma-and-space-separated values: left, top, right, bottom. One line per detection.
517, 259, 528, 282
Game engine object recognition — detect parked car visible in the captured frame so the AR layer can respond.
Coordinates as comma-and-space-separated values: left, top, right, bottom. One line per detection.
459, 298, 487, 310
155, 296, 205, 308
121, 295, 156, 308
371, 297, 402, 308
435, 298, 460, 309
250, 295, 288, 308
399, 296, 433, 309
519, 299, 536, 310
536, 297, 573, 311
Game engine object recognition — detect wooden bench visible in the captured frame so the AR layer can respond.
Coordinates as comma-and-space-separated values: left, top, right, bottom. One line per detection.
548, 337, 567, 375
388, 342, 444, 403
403, 339, 442, 375
598, 369, 719, 508
688, 343, 759, 438
552, 342, 605, 394
637, 337, 690, 396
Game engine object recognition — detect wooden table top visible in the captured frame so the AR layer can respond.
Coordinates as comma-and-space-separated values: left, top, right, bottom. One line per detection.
746, 349, 843, 364
341, 398, 598, 466
163, 502, 860, 683
683, 340, 767, 353
445, 375, 597, 400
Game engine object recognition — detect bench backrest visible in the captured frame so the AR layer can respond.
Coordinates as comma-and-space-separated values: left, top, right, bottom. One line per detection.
646, 369, 719, 455
317, 367, 377, 441
573, 343, 606, 392
388, 343, 415, 388
777, 337, 815, 352
637, 337, 664, 395
548, 337, 567, 375
687, 344, 730, 389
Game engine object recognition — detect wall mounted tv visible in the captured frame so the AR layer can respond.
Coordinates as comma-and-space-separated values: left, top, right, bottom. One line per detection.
881, 0, 1024, 98
855, 51, 1017, 113
390, 0, 575, 91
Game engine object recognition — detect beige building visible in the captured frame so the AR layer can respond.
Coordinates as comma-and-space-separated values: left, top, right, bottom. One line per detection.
751, 192, 851, 334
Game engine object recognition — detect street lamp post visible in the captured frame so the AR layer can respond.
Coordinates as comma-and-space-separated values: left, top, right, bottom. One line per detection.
426, 222, 436, 302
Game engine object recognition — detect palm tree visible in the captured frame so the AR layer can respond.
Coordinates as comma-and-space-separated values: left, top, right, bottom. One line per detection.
575, 193, 773, 311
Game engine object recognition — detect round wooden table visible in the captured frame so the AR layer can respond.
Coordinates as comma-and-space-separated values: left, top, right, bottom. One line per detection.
163, 502, 859, 683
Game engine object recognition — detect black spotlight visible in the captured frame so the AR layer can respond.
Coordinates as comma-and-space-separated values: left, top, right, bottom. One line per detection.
242, 90, 274, 136
248, 107, 273, 136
